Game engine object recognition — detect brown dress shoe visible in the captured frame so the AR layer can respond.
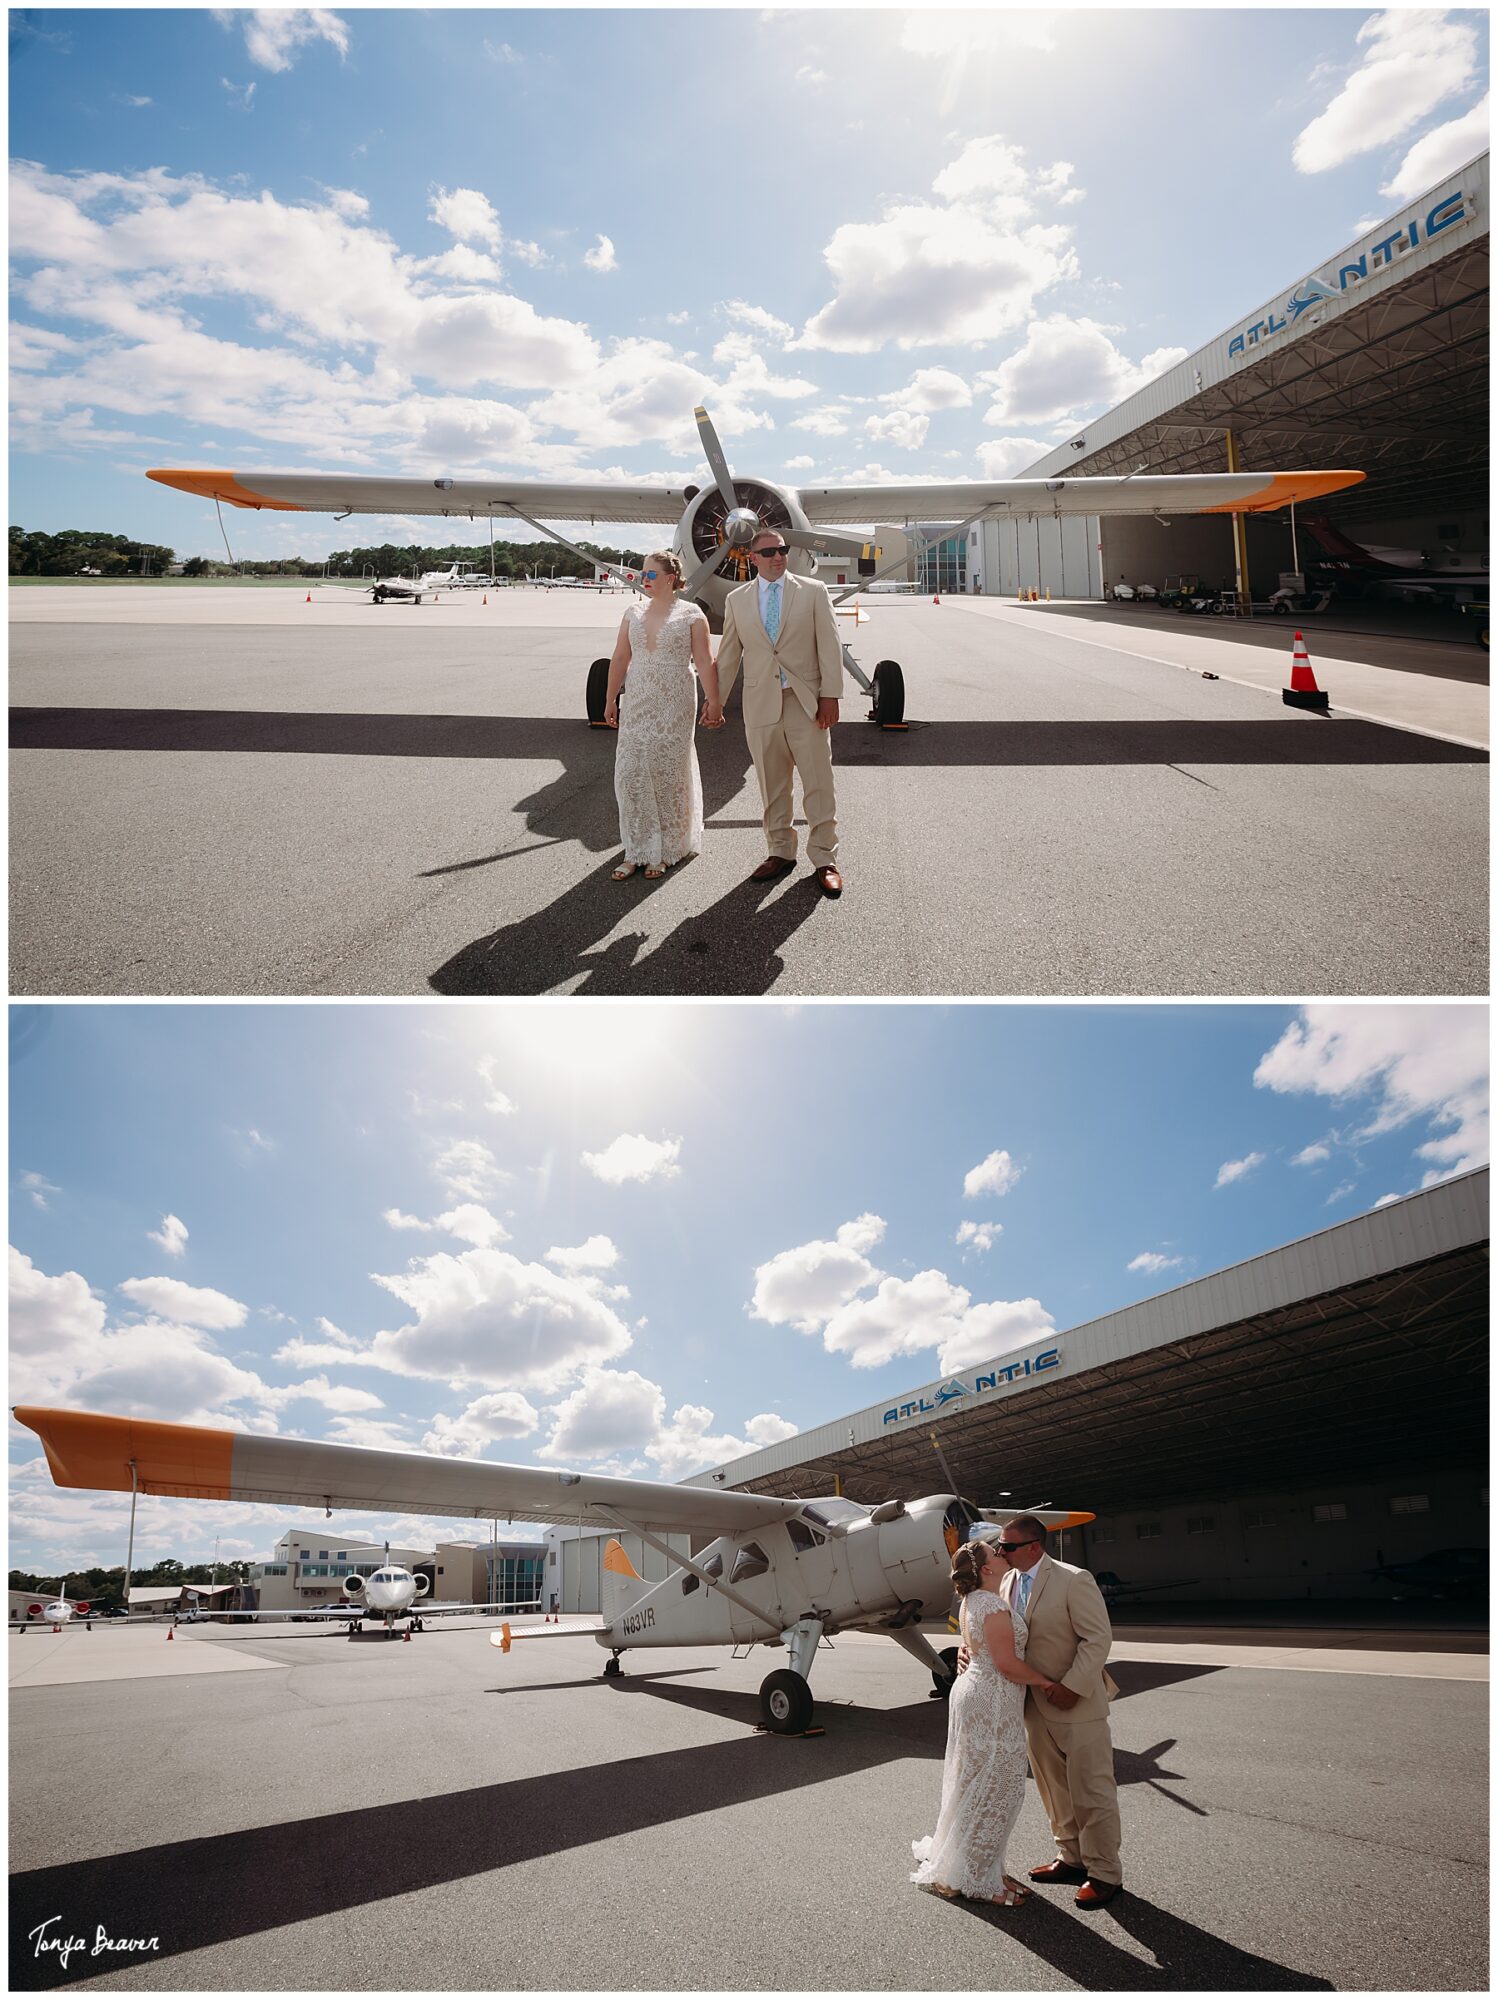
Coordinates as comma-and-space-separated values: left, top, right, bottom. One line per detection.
1075, 1880, 1123, 1909
813, 864, 843, 898
749, 856, 795, 882
1029, 1860, 1088, 1885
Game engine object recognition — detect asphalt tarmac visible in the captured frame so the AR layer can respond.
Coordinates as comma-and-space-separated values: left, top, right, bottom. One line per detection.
8, 1621, 1486, 1992
9, 593, 1488, 996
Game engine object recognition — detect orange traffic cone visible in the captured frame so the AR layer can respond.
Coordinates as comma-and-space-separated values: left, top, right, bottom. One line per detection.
166, 1625, 174, 1641
932, 593, 940, 605
403, 1628, 412, 1642
1283, 631, 1329, 712
305, 593, 312, 604
482, 594, 488, 605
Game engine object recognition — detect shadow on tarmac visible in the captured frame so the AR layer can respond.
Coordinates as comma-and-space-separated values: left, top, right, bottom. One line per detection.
10, 707, 1487, 767
957, 1888, 1333, 1990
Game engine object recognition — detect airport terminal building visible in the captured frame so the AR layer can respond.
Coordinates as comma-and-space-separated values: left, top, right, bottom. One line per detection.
968, 152, 1488, 603
550, 1170, 1487, 1613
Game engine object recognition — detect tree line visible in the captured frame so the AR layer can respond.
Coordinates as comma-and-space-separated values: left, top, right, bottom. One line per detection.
10, 1559, 253, 1611
11, 526, 646, 580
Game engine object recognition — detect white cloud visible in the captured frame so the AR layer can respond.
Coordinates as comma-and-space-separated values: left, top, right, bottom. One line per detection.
369, 1246, 632, 1390
315, 1316, 357, 1347
744, 1412, 798, 1447
582, 1133, 682, 1185
429, 186, 502, 252
383, 1203, 509, 1247
821, 1269, 972, 1368
1127, 1251, 1185, 1275
219, 8, 350, 73
324, 1416, 415, 1449
978, 316, 1186, 427
584, 234, 618, 273
477, 1056, 517, 1115
21, 1171, 60, 1211
1215, 1152, 1266, 1188
795, 64, 827, 86
148, 1213, 189, 1258
1327, 1181, 1357, 1205
117, 1275, 247, 1330
272, 1336, 389, 1371
544, 1235, 620, 1274
432, 1139, 505, 1202
723, 299, 794, 341
540, 1366, 664, 1461
937, 1296, 1056, 1374
749, 1213, 887, 1334
1291, 1143, 1332, 1167
865, 408, 930, 450
795, 134, 1084, 353
10, 1248, 107, 1383
220, 78, 257, 111
421, 1391, 538, 1456
885, 367, 972, 413
1293, 10, 1480, 174
790, 406, 853, 437
483, 39, 523, 63
955, 1219, 1002, 1254
976, 436, 1051, 478
963, 1150, 1022, 1200
271, 1375, 385, 1414
785, 455, 815, 471
1380, 94, 1489, 201
1255, 1004, 1488, 1188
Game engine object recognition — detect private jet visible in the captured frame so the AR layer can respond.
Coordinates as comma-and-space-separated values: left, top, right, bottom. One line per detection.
21, 1596, 89, 1630
15, 1404, 1090, 1734
147, 409, 1365, 727
1303, 517, 1488, 602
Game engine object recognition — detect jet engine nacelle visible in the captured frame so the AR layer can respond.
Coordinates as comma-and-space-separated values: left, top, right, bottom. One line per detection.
342, 1575, 366, 1601
413, 1574, 431, 1600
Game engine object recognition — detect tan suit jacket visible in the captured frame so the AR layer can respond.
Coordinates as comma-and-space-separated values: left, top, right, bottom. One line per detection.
715, 572, 845, 729
1002, 1553, 1118, 1726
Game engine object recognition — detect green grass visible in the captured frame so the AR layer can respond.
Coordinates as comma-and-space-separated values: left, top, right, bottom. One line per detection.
9, 575, 336, 587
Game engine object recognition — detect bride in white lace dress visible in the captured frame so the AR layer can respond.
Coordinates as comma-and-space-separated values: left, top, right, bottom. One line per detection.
603, 550, 724, 879
912, 1532, 1059, 1908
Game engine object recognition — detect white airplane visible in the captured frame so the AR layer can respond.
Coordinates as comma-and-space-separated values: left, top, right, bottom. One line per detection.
15, 1403, 1089, 1732
23, 1595, 89, 1630
148, 409, 1366, 728
368, 561, 466, 604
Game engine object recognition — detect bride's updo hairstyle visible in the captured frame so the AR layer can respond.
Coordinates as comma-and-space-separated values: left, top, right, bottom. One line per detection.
646, 549, 686, 591
951, 1539, 990, 1597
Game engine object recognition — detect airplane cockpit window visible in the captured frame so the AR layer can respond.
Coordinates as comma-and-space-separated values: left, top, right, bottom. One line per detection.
802, 1499, 868, 1530
785, 1521, 823, 1554
730, 1542, 768, 1584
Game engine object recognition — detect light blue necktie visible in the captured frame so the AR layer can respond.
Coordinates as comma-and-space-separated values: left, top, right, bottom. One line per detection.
1016, 1570, 1033, 1616
765, 579, 782, 643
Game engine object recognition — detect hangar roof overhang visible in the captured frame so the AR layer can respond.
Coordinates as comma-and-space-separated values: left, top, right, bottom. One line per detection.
1022, 154, 1488, 528
700, 1170, 1488, 1518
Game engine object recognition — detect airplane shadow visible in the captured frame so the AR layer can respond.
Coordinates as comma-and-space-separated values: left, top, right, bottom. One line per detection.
10, 708, 1484, 770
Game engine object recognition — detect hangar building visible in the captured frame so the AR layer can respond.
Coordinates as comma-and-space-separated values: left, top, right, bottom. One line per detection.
969, 152, 1488, 604
552, 1170, 1487, 1612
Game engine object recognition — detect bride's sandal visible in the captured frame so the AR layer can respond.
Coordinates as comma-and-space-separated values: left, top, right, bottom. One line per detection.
643, 864, 667, 879
612, 863, 639, 881
988, 1878, 1032, 1908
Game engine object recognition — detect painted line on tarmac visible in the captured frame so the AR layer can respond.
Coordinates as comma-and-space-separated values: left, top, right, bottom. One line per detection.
1111, 1638, 1487, 1681
1007, 619, 1489, 753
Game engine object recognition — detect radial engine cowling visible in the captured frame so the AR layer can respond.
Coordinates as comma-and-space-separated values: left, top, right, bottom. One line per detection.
684, 477, 806, 587
874, 1494, 975, 1620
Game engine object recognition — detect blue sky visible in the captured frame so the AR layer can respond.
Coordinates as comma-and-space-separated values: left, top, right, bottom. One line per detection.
9, 1001, 1487, 1573
9, 6, 1489, 557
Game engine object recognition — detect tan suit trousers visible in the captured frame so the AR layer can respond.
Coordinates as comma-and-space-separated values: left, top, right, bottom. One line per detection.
748, 686, 838, 867
1024, 1701, 1123, 1885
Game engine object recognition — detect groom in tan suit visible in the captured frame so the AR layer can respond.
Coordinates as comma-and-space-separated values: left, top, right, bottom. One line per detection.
995, 1515, 1123, 1906
712, 530, 845, 897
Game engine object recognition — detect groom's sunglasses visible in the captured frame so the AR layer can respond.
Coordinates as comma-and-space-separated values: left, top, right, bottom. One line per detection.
995, 1537, 1040, 1552
752, 545, 788, 559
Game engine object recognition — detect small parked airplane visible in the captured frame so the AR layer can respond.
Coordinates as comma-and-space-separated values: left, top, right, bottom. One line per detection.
148, 408, 1365, 727
22, 1596, 89, 1629
1303, 517, 1487, 600
14, 1404, 1091, 1732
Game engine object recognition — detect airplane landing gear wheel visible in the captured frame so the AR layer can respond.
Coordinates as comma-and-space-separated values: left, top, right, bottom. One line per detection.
603, 1654, 623, 1679
932, 1646, 960, 1699
759, 1668, 814, 1734
870, 660, 905, 727
586, 658, 612, 726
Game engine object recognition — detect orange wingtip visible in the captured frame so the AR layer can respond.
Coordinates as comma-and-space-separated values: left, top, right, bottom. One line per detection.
146, 470, 307, 512
1044, 1511, 1097, 1530
13, 1407, 235, 1499
1201, 470, 1366, 514
603, 1537, 642, 1580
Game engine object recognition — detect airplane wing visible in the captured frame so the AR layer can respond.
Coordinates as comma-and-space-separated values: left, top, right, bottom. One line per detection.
13, 1407, 811, 1536
146, 470, 685, 526
792, 470, 1365, 524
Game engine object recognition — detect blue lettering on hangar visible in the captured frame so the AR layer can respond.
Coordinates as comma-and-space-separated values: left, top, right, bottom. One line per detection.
1226, 190, 1468, 361
882, 1348, 1060, 1426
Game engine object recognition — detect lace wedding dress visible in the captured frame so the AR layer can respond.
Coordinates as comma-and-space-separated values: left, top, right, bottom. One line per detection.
614, 599, 706, 869
911, 1588, 1030, 1900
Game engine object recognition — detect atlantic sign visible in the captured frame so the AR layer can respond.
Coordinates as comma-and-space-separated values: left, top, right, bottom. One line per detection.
882, 1347, 1061, 1426
1226, 185, 1472, 363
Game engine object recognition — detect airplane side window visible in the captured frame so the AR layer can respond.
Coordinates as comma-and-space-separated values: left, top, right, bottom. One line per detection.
701, 1553, 723, 1579
681, 1573, 700, 1595
730, 1542, 768, 1584
785, 1521, 815, 1554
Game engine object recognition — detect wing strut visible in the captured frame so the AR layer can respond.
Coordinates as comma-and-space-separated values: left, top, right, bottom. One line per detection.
592, 1506, 781, 1637
494, 505, 648, 596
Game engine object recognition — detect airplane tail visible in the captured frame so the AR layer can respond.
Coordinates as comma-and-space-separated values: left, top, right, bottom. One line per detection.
1302, 516, 1377, 565
601, 1538, 649, 1625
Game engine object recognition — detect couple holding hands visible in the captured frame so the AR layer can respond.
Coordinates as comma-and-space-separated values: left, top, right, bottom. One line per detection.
912, 1516, 1124, 1912
602, 530, 844, 898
